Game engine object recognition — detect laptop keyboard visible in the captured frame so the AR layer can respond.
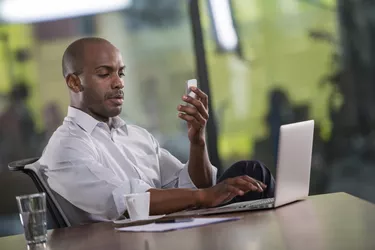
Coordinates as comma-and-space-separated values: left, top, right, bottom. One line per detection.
220, 198, 275, 210
167, 198, 275, 217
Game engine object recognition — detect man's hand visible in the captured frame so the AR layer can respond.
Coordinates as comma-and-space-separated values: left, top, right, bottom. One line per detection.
197, 176, 267, 208
178, 87, 208, 146
147, 176, 266, 215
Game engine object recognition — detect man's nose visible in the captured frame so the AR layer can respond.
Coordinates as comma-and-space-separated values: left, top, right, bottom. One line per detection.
112, 75, 124, 89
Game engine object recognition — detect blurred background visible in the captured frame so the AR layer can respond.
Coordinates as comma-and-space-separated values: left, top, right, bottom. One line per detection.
0, 0, 373, 236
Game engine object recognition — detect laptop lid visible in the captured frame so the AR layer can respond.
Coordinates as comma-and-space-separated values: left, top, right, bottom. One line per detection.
274, 120, 314, 207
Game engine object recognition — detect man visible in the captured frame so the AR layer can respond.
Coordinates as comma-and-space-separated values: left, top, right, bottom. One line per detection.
40, 37, 275, 225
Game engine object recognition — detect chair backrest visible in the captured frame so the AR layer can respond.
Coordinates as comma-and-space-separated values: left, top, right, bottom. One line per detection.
8, 158, 70, 228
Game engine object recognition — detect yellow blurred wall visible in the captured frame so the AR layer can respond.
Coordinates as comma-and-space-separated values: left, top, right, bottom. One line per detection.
0, 24, 41, 128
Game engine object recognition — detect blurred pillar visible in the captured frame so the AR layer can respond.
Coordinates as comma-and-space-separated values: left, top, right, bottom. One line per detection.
337, 0, 375, 134
189, 0, 223, 172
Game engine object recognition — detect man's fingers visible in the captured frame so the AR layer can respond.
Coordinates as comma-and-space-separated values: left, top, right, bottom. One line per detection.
178, 113, 202, 129
241, 178, 263, 192
226, 184, 244, 196
259, 181, 267, 189
222, 178, 255, 194
240, 175, 267, 190
178, 105, 206, 125
182, 95, 209, 120
226, 176, 265, 192
190, 87, 208, 109
234, 178, 260, 192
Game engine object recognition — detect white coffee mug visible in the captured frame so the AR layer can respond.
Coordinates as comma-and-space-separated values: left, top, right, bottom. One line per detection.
124, 192, 150, 220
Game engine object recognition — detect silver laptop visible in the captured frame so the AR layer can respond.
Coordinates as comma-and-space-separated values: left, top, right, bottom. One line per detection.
169, 120, 314, 216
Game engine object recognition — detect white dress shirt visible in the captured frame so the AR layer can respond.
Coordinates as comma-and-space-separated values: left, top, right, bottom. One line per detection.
39, 107, 217, 224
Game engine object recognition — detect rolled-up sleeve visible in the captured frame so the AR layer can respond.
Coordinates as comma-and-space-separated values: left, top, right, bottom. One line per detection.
44, 138, 152, 221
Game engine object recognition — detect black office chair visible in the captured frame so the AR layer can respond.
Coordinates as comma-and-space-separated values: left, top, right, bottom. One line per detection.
8, 157, 70, 228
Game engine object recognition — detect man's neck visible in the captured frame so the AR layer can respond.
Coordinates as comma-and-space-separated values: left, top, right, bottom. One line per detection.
70, 105, 110, 124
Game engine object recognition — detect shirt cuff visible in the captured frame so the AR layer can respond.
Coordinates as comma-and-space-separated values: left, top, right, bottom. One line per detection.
178, 163, 217, 189
112, 179, 152, 219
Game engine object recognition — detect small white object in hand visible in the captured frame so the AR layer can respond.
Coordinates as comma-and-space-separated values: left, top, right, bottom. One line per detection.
186, 79, 197, 99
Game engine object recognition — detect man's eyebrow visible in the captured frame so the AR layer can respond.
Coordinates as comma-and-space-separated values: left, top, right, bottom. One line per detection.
95, 65, 112, 70
95, 65, 126, 70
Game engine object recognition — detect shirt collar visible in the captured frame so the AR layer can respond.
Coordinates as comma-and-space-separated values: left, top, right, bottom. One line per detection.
67, 106, 127, 134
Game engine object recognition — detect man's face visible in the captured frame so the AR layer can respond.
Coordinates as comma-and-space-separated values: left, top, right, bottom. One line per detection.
79, 42, 125, 121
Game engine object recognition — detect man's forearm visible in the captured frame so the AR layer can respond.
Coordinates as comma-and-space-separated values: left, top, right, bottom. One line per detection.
148, 188, 201, 215
188, 142, 213, 188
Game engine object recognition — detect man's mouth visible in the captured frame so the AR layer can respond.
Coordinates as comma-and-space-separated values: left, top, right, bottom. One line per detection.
107, 95, 124, 105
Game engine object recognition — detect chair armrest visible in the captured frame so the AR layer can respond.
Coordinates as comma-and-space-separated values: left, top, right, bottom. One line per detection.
8, 157, 40, 171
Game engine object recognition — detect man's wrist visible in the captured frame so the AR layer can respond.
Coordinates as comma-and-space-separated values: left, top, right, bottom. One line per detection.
193, 189, 205, 208
190, 141, 206, 149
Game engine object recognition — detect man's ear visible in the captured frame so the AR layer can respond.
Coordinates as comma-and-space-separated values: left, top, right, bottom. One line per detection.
66, 74, 84, 93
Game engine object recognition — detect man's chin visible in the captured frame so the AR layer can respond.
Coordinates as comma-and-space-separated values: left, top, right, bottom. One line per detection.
106, 106, 122, 117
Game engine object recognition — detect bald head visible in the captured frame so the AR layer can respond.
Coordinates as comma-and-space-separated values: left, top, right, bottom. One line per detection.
62, 37, 114, 78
